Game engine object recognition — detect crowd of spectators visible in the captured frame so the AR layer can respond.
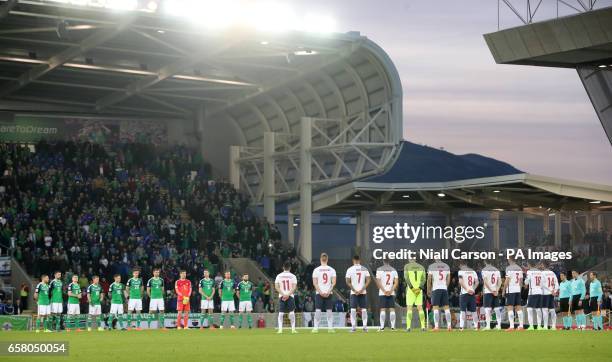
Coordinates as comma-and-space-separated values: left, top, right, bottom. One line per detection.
0, 141, 287, 313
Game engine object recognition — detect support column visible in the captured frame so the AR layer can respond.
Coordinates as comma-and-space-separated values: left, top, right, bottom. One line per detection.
492, 212, 501, 250
554, 212, 562, 247
585, 212, 592, 233
229, 146, 241, 191
355, 213, 362, 251
361, 211, 371, 263
445, 213, 453, 250
543, 212, 550, 237
299, 117, 312, 263
263, 132, 275, 223
569, 213, 576, 249
596, 213, 603, 231
195, 104, 206, 165
517, 212, 525, 248
287, 209, 295, 248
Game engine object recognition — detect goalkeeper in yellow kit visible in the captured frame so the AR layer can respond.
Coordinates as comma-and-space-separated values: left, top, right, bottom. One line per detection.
404, 259, 426, 331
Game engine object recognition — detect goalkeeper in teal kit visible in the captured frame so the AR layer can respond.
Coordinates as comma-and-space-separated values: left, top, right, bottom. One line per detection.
588, 272, 604, 330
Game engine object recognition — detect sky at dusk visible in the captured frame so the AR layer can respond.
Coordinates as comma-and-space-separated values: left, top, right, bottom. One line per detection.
289, 0, 612, 184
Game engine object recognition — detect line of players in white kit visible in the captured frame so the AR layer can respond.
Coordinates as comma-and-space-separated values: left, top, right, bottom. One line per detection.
274, 253, 599, 333
428, 257, 562, 331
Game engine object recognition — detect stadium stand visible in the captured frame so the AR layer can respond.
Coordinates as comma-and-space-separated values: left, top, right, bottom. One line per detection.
0, 140, 297, 313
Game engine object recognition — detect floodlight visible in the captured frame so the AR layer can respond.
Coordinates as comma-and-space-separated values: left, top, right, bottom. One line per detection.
249, 2, 297, 33
147, 0, 158, 12
299, 13, 337, 34
106, 0, 138, 11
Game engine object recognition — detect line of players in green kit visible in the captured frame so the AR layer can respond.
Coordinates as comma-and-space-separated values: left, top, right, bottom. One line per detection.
33, 267, 255, 332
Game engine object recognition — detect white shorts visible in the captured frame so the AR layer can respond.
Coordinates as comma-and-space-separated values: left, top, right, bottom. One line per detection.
51, 302, 63, 314
38, 305, 51, 316
221, 301, 235, 312
238, 301, 253, 312
110, 303, 124, 315
200, 299, 214, 310
149, 299, 165, 312
89, 305, 102, 315
67, 304, 80, 315
127, 299, 142, 311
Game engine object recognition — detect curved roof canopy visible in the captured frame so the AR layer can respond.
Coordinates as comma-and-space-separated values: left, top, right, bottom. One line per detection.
288, 141, 612, 213
0, 1, 403, 183
0, 0, 402, 145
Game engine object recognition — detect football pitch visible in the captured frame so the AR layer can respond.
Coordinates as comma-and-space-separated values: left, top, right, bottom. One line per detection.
1, 329, 611, 362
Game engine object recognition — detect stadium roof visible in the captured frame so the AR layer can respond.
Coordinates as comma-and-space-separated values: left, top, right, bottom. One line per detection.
0, 0, 402, 149
483, 6, 612, 68
483, 6, 612, 146
287, 141, 612, 213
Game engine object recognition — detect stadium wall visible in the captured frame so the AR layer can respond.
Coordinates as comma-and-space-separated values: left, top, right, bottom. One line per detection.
0, 114, 197, 147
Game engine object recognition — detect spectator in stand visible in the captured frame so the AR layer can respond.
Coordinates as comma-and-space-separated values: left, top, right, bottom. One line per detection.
0, 141, 283, 300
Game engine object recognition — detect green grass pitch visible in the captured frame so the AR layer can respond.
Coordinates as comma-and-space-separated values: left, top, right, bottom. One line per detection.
0, 329, 610, 362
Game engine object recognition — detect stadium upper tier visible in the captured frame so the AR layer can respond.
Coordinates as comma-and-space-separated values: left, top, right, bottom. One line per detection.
484, 6, 612, 146
0, 1, 403, 185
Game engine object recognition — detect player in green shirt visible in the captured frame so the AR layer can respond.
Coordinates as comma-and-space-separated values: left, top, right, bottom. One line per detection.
198, 269, 216, 329
49, 271, 64, 331
66, 274, 83, 331
108, 274, 127, 330
126, 269, 144, 329
219, 271, 236, 328
87, 275, 104, 331
34, 274, 51, 333
237, 274, 254, 328
147, 268, 166, 329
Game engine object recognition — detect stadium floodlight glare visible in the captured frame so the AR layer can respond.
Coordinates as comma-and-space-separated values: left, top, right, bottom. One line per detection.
163, 0, 336, 34
298, 13, 338, 34
402, 194, 410, 198
147, 0, 159, 11
598, 65, 607, 68
106, 0, 138, 11
165, 0, 241, 30
294, 50, 318, 56
589, 200, 602, 204
47, 0, 141, 11
249, 2, 297, 33
492, 190, 501, 193
437, 192, 446, 197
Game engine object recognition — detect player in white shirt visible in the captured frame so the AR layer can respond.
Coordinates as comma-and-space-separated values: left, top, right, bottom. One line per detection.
427, 259, 452, 331
502, 257, 524, 330
312, 253, 337, 333
540, 262, 559, 330
375, 259, 398, 331
481, 262, 502, 330
275, 261, 298, 334
524, 262, 544, 330
458, 263, 479, 330
345, 255, 371, 332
